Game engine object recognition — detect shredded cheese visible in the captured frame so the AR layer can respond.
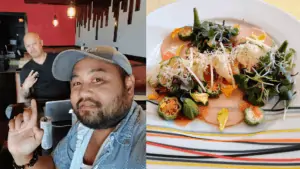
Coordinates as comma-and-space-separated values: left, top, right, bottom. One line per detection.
185, 66, 206, 92
233, 42, 269, 71
189, 48, 194, 68
210, 59, 214, 89
246, 37, 271, 51
209, 46, 234, 84
227, 61, 235, 86
220, 42, 235, 85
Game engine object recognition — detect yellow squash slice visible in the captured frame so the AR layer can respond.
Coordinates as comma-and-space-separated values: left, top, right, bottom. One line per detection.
217, 108, 229, 131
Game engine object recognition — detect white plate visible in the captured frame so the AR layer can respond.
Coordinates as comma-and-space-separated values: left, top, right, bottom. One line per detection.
146, 0, 300, 133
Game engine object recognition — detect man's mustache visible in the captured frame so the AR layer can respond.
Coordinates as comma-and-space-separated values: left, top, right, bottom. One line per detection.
76, 98, 102, 110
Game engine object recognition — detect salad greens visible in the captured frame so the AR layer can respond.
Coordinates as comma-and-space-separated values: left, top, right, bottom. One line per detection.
191, 8, 239, 52
234, 40, 297, 108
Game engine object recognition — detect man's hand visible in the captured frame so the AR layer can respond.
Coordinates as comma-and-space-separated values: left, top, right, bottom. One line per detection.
23, 70, 38, 90
7, 99, 43, 165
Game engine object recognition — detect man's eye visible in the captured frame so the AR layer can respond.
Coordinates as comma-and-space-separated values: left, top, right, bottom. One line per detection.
93, 78, 103, 83
72, 82, 81, 87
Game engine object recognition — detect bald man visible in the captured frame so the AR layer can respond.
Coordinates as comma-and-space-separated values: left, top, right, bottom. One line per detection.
20, 32, 70, 101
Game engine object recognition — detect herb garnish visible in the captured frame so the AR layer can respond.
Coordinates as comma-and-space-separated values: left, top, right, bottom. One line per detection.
191, 8, 239, 52
234, 40, 297, 109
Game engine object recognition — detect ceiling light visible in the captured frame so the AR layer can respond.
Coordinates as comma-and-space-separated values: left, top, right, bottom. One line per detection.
18, 18, 24, 23
52, 15, 59, 27
67, 1, 76, 19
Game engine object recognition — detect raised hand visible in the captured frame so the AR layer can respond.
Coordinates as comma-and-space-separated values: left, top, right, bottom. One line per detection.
23, 70, 38, 90
7, 99, 43, 165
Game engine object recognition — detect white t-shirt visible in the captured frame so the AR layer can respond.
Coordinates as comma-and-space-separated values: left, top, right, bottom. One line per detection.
81, 163, 93, 169
79, 130, 109, 169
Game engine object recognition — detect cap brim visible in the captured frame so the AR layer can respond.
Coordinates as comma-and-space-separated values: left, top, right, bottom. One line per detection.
52, 49, 113, 81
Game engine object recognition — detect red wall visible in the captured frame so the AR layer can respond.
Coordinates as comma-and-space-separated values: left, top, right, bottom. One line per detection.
0, 0, 75, 46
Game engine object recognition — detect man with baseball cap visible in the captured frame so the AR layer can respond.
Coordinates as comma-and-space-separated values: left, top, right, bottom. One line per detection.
7, 46, 146, 169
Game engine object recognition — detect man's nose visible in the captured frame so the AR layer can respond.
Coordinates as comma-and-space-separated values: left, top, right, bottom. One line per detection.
78, 83, 93, 98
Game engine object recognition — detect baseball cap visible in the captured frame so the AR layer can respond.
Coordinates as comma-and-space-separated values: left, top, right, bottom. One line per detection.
52, 46, 132, 81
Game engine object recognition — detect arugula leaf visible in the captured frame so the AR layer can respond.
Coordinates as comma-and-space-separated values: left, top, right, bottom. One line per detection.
234, 74, 249, 90
235, 40, 296, 108
268, 88, 277, 98
191, 8, 239, 52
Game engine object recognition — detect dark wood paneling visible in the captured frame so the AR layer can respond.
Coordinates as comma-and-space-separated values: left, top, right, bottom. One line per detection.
0, 73, 17, 120
135, 0, 141, 11
128, 0, 134, 24
0, 13, 26, 52
76, 0, 142, 42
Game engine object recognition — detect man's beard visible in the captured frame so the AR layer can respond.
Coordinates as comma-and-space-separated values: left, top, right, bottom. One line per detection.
74, 89, 131, 129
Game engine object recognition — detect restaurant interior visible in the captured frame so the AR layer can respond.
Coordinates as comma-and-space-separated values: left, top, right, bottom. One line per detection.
0, 0, 145, 167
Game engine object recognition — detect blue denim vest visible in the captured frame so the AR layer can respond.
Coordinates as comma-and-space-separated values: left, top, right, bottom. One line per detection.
52, 101, 146, 169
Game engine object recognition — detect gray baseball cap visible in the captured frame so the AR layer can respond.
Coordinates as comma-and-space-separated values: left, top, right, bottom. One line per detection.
52, 46, 132, 81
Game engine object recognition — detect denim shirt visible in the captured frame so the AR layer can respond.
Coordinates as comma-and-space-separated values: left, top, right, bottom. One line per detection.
52, 101, 146, 169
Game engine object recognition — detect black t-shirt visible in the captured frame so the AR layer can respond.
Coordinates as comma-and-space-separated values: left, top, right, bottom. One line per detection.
20, 53, 70, 100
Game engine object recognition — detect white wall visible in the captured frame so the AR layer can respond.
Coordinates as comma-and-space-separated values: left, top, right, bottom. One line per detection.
75, 0, 146, 58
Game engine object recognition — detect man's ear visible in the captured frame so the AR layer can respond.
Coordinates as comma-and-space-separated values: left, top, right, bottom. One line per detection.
40, 40, 43, 46
125, 75, 135, 97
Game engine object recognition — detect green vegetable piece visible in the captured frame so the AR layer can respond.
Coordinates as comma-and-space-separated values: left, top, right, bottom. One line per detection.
183, 98, 200, 120
148, 75, 159, 88
271, 84, 296, 110
231, 27, 239, 36
285, 48, 296, 61
280, 90, 294, 101
206, 84, 221, 98
157, 71, 170, 88
169, 84, 181, 96
207, 39, 216, 48
279, 86, 294, 101
201, 21, 210, 31
244, 107, 264, 126
244, 91, 265, 107
268, 88, 278, 98
281, 75, 293, 85
168, 56, 182, 68
193, 8, 201, 29
158, 97, 182, 120
285, 48, 296, 70
277, 40, 288, 53
157, 57, 183, 88
190, 91, 209, 106
208, 29, 216, 39
178, 26, 193, 41
234, 74, 249, 90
